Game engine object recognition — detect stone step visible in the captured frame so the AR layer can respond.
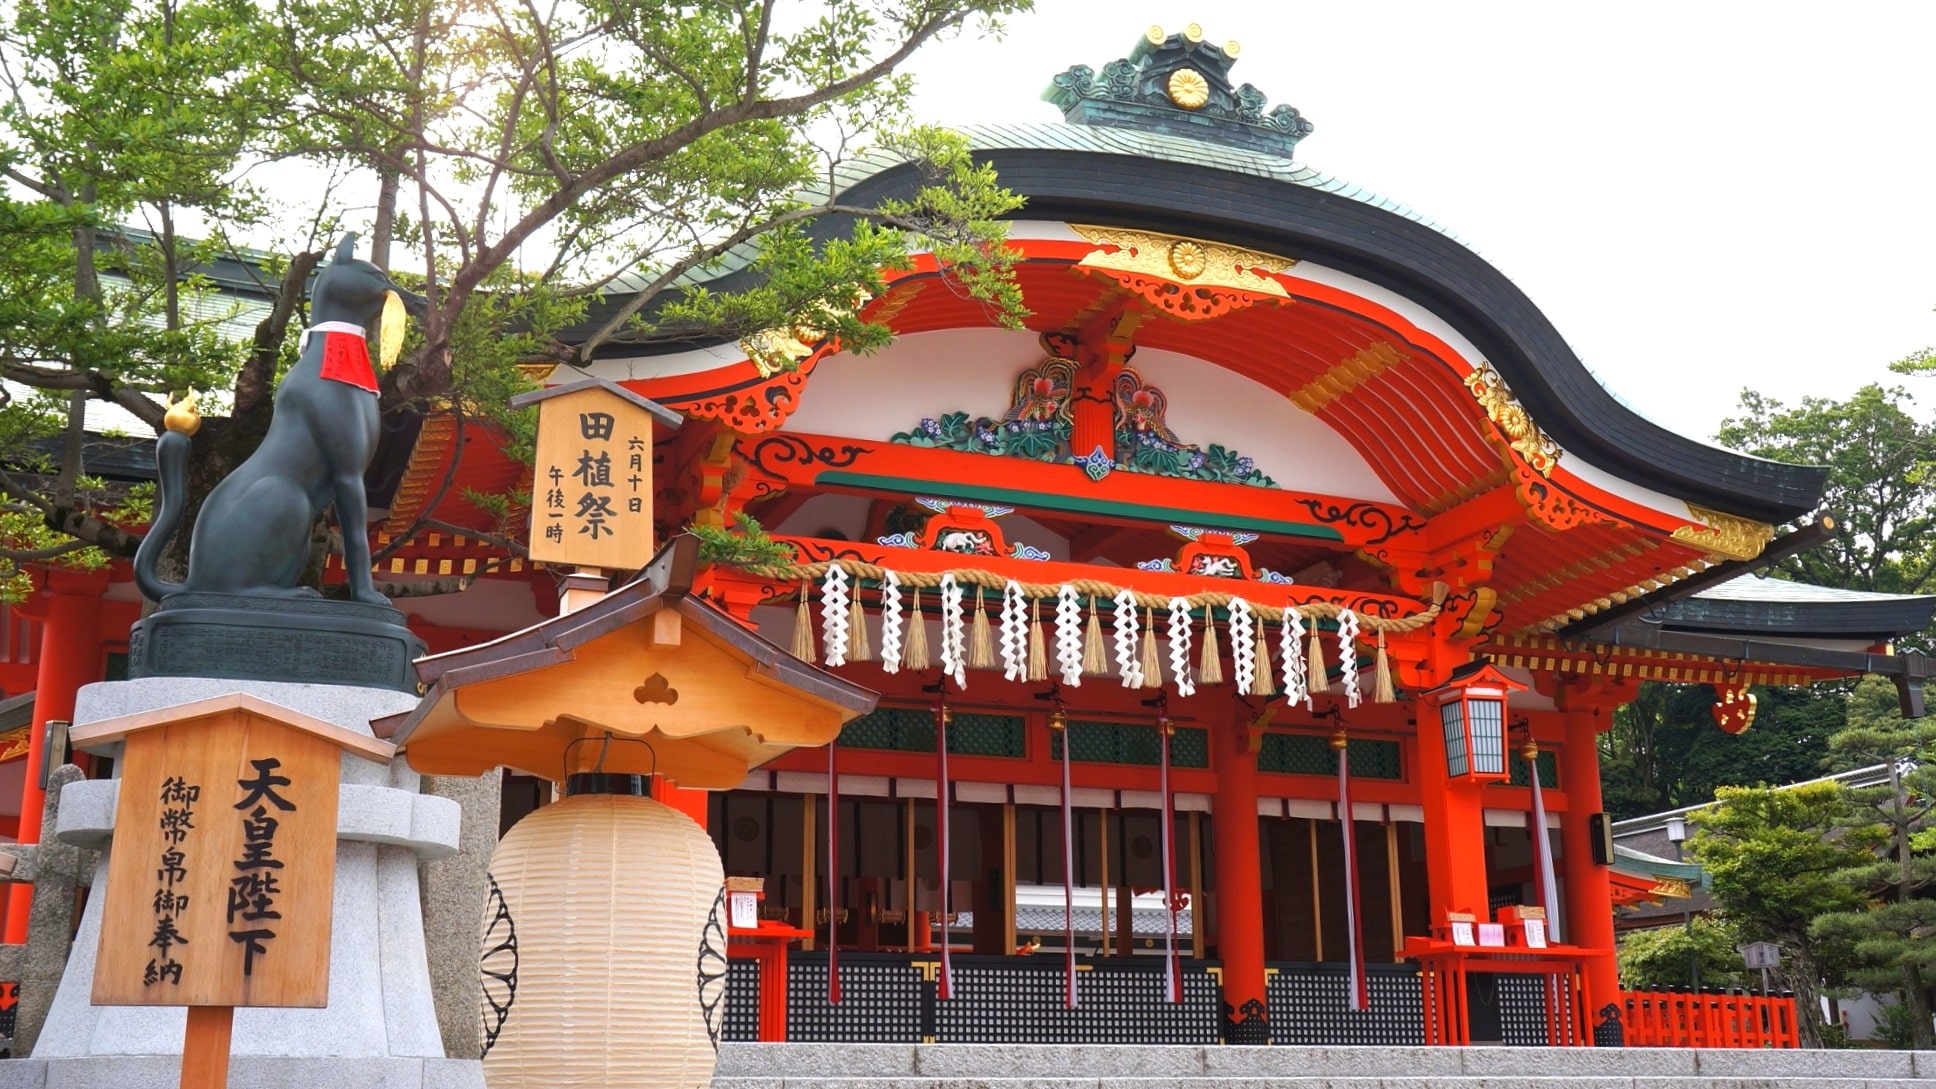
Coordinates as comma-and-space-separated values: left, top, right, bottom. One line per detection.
716, 1043, 1936, 1086
712, 1081, 1936, 1089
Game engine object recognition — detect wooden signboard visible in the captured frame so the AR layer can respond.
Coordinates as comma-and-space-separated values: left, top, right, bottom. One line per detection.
92, 709, 342, 1007
70, 694, 395, 1088
524, 382, 663, 571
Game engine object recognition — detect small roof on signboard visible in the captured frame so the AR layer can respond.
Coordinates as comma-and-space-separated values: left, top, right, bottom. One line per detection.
507, 374, 686, 430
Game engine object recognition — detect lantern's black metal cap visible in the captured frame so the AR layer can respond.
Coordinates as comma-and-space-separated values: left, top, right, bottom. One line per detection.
565, 772, 649, 797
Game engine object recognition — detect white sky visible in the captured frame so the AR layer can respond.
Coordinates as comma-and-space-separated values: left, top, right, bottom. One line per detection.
902, 1, 1936, 443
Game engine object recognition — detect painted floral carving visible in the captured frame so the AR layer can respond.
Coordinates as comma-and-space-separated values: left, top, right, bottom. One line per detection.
890, 359, 1275, 487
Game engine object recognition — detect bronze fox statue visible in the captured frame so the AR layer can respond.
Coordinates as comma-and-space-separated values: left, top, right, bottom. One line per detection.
134, 235, 425, 606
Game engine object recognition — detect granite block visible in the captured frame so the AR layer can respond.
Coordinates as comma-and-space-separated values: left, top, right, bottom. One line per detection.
0, 1062, 45, 1089
1913, 1052, 1936, 1078
1696, 1049, 1914, 1079
418, 1059, 486, 1089
1203, 1045, 1462, 1078
718, 1043, 918, 1078
49, 782, 114, 851
913, 1044, 1204, 1078
1464, 1047, 1693, 1076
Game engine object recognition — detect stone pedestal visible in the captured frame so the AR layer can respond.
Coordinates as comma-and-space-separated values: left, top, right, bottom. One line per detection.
128, 595, 426, 693
2, 678, 484, 1089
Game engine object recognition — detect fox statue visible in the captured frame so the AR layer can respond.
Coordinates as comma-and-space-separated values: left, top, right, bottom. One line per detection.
134, 234, 425, 607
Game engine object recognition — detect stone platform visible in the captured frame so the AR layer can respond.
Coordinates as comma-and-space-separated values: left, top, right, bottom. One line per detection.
2, 677, 482, 1089
714, 1042, 1936, 1089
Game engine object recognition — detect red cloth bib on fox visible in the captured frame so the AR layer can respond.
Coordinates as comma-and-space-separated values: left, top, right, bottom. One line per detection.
317, 330, 378, 392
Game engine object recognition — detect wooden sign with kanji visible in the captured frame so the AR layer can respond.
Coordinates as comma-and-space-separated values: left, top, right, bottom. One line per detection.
75, 694, 394, 1008
511, 377, 682, 572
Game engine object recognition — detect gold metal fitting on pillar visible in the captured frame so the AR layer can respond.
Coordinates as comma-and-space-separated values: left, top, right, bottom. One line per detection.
1327, 727, 1348, 752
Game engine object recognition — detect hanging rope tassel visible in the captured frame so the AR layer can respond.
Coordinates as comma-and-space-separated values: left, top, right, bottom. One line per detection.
1083, 599, 1109, 677
904, 588, 931, 671
827, 737, 842, 1004
1027, 599, 1048, 683
1053, 713, 1078, 1009
847, 590, 874, 662
1333, 730, 1368, 1012
1198, 611, 1223, 686
1374, 629, 1397, 704
1307, 617, 1330, 694
1159, 717, 1182, 1004
1139, 608, 1164, 689
935, 703, 954, 1000
792, 580, 817, 664
968, 588, 996, 671
1250, 629, 1276, 698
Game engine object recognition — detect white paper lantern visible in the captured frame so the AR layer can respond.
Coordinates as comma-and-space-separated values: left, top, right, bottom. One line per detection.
482, 777, 726, 1089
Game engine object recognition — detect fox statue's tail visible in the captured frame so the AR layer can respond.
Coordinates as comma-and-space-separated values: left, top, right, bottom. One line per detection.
133, 394, 199, 602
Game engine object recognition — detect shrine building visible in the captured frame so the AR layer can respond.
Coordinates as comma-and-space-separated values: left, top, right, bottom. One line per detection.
1, 23, 1931, 1051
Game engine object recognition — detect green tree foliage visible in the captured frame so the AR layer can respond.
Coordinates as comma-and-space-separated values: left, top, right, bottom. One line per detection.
1617, 915, 1745, 991
0, 0, 1031, 594
1602, 683, 1846, 820
1691, 782, 1876, 1048
1715, 383, 1936, 596
1810, 675, 1936, 1048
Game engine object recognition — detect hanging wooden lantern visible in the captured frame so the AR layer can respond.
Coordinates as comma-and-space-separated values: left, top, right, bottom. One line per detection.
482, 774, 726, 1089
383, 536, 877, 1089
1426, 661, 1526, 781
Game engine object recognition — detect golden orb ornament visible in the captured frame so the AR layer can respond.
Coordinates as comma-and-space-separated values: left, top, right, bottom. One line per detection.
1146, 24, 1165, 44
1225, 40, 1242, 57
1167, 68, 1210, 110
1167, 240, 1208, 280
1184, 22, 1204, 42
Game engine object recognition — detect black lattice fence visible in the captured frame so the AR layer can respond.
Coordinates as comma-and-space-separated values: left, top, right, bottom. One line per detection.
1498, 972, 1552, 1045
722, 959, 760, 1042
1267, 963, 1424, 1045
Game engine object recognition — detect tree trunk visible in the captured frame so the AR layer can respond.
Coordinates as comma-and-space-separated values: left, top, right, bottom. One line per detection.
1905, 965, 1936, 1051
1777, 951, 1829, 1049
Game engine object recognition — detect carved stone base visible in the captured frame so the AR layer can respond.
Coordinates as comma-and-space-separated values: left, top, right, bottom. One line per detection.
1221, 999, 1269, 1045
127, 593, 425, 693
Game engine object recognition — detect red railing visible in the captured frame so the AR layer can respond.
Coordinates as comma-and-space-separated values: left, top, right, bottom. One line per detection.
1619, 989, 1800, 1048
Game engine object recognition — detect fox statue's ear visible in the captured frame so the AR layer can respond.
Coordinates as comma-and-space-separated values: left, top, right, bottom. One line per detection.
333, 233, 359, 264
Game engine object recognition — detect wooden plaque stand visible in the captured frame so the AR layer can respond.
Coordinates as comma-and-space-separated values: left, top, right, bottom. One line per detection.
70, 694, 394, 1089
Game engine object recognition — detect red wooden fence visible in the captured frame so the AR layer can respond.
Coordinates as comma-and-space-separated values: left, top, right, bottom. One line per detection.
1619, 989, 1800, 1048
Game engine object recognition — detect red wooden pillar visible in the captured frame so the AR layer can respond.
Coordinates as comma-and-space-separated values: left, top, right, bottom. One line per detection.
5, 567, 109, 941
1211, 710, 1268, 1044
1558, 708, 1620, 1022
1414, 695, 1490, 925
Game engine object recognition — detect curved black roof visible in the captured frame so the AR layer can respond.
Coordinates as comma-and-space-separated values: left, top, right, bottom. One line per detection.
1661, 575, 1936, 641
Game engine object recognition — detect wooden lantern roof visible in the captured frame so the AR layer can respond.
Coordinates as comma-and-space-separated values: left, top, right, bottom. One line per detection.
379, 535, 878, 787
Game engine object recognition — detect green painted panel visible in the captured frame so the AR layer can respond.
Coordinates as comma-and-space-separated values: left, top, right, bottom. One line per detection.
1508, 750, 1558, 789
1257, 733, 1402, 780
838, 707, 1025, 757
1049, 719, 1210, 769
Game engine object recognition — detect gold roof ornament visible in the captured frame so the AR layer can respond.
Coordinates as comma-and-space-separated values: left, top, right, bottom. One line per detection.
1463, 360, 1562, 476
1168, 69, 1211, 110
1671, 505, 1776, 561
1072, 224, 1293, 296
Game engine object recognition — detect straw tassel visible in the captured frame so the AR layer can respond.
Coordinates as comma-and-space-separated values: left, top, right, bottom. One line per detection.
904, 588, 931, 671
1374, 629, 1397, 703
1083, 600, 1109, 676
1027, 600, 1049, 683
969, 588, 996, 671
1250, 630, 1276, 698
1140, 608, 1164, 689
792, 581, 817, 664
848, 592, 874, 662
1198, 612, 1223, 686
1307, 618, 1330, 694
